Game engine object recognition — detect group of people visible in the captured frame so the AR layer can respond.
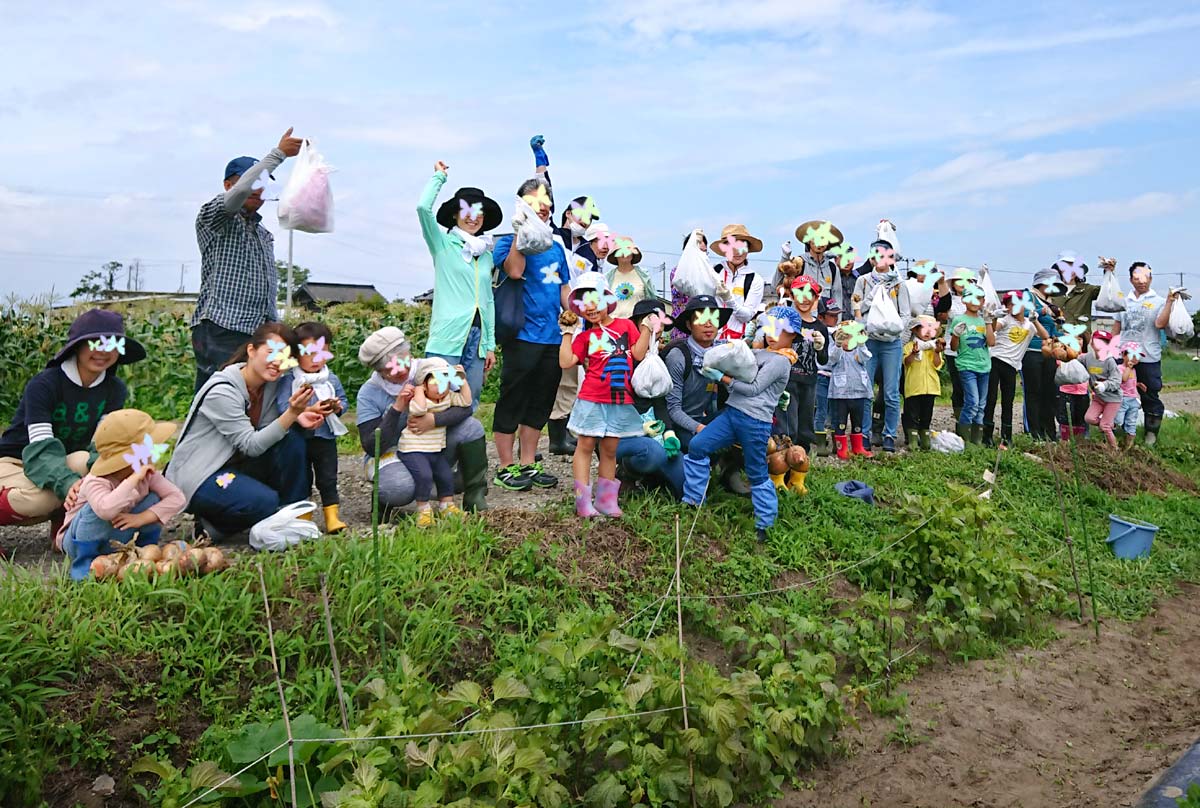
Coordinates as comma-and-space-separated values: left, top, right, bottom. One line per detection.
0, 130, 1187, 568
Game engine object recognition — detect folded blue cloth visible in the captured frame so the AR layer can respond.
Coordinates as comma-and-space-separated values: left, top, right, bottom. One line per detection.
835, 480, 875, 505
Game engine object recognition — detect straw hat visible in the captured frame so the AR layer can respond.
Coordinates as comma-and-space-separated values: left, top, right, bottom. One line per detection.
795, 220, 844, 248
710, 223, 763, 255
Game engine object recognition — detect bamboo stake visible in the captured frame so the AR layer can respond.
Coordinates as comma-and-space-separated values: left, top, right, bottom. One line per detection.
372, 430, 386, 656
1050, 464, 1087, 623
674, 516, 697, 808
1064, 407, 1100, 640
257, 563, 299, 807
319, 574, 350, 732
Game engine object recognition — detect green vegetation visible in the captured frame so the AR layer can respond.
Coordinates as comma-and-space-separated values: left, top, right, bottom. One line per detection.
4, 415, 1200, 806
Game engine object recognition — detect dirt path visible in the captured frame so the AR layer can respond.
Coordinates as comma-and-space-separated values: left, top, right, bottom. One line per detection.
779, 584, 1200, 808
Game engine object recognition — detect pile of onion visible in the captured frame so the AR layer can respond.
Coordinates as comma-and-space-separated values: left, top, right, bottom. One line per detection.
89, 536, 230, 581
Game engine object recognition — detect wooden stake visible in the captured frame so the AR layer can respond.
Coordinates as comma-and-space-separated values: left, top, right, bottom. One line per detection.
674, 516, 697, 808
372, 430, 386, 656
1050, 464, 1087, 623
319, 574, 350, 732
1064, 408, 1101, 640
257, 563, 299, 807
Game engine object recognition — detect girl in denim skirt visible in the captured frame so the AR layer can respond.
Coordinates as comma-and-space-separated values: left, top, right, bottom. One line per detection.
557, 272, 653, 518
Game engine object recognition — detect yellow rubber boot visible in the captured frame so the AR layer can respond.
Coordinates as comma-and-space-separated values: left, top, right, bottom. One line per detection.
770, 472, 787, 490
787, 470, 809, 496
322, 504, 348, 534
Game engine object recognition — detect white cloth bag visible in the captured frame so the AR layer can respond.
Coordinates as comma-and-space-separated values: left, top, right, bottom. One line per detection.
702, 340, 757, 383
278, 141, 335, 233
865, 284, 904, 339
672, 230, 717, 297
512, 198, 554, 255
249, 501, 321, 552
1168, 294, 1195, 339
631, 339, 672, 398
1095, 271, 1125, 313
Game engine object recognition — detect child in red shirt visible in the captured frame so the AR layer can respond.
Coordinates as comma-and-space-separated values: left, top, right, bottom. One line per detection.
558, 272, 652, 518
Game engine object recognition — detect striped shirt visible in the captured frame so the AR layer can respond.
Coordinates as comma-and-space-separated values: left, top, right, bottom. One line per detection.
397, 390, 472, 452
191, 149, 284, 333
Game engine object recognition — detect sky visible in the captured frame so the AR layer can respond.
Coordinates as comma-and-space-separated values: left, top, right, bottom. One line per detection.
1, 0, 1198, 304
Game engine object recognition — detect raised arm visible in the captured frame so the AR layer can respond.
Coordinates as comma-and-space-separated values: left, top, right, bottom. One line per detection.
223, 128, 302, 214
417, 162, 449, 252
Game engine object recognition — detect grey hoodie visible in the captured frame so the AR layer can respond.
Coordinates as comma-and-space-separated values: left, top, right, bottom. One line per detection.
166, 364, 286, 503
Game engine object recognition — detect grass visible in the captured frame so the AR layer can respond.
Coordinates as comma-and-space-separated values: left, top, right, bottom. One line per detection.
4, 417, 1200, 805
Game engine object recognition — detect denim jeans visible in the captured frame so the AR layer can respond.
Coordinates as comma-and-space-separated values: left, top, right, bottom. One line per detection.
425, 325, 485, 413
958, 369, 989, 425
616, 436, 685, 499
814, 374, 831, 433
189, 428, 310, 535
682, 406, 776, 529
62, 492, 162, 580
1115, 396, 1140, 435
864, 338, 903, 439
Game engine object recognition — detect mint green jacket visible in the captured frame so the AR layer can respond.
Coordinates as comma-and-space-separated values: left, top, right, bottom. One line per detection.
418, 171, 496, 357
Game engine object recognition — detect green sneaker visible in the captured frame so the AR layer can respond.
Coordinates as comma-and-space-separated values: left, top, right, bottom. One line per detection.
493, 464, 534, 491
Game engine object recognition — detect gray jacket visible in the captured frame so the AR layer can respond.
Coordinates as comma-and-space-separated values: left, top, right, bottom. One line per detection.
166, 365, 286, 503
1082, 349, 1122, 403
664, 339, 719, 435
853, 271, 911, 342
724, 350, 792, 423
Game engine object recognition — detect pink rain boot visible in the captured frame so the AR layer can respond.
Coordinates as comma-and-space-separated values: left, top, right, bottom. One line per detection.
574, 481, 599, 518
594, 477, 623, 518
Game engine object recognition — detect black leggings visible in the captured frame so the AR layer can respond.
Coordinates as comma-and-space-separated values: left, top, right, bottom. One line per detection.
985, 359, 1018, 439
1021, 350, 1058, 439
783, 377, 817, 450
946, 355, 964, 413
1058, 393, 1089, 432
400, 451, 455, 502
832, 398, 868, 436
903, 394, 936, 431
306, 436, 340, 505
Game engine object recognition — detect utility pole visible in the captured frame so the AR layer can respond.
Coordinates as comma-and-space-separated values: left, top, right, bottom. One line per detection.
178, 263, 187, 293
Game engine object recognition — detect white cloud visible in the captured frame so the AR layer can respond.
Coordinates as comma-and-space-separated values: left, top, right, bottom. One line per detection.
212, 3, 337, 32
1046, 191, 1194, 234
934, 13, 1200, 58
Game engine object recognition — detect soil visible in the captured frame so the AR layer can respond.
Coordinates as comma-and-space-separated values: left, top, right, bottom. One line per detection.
778, 583, 1200, 808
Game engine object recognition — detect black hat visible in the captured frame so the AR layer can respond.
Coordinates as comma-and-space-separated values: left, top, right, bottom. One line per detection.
674, 295, 732, 333
818, 297, 842, 316
631, 298, 673, 329
436, 187, 503, 232
49, 308, 146, 367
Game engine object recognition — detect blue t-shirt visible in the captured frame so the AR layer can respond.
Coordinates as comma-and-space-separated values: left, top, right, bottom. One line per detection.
493, 235, 568, 345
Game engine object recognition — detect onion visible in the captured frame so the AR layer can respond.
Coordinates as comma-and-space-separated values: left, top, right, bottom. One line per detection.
161, 543, 182, 561
91, 555, 119, 580
202, 548, 227, 573
176, 554, 198, 576
767, 451, 789, 475
137, 544, 163, 562
122, 559, 156, 580
785, 445, 809, 472
156, 559, 177, 577
185, 548, 208, 574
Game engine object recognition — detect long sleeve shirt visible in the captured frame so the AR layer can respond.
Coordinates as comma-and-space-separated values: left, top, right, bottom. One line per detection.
721, 265, 764, 338
827, 344, 873, 399
723, 350, 792, 423
664, 339, 720, 435
418, 171, 497, 357
1082, 349, 1122, 402
853, 271, 911, 342
192, 147, 284, 333
58, 470, 187, 544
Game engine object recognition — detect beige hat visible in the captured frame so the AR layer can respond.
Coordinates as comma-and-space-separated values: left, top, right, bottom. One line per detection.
358, 327, 411, 372
710, 223, 763, 255
795, 220, 844, 248
90, 409, 178, 477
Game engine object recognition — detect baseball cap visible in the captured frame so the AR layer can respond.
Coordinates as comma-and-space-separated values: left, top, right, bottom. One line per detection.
224, 156, 273, 182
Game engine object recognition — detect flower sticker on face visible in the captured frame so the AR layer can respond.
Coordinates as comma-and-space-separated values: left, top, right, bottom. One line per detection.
88, 335, 126, 354
962, 284, 985, 305
521, 184, 552, 211
1132, 266, 1152, 285
1095, 338, 1123, 361
266, 339, 298, 371
540, 263, 562, 284
386, 354, 411, 376
763, 315, 782, 340
840, 321, 868, 349
593, 231, 616, 253
428, 367, 462, 395
694, 308, 721, 327
869, 246, 895, 268
804, 221, 836, 249
122, 432, 168, 474
614, 238, 637, 259
1060, 322, 1087, 353
1009, 291, 1035, 317
716, 236, 747, 261
793, 285, 816, 304
571, 197, 601, 225
298, 336, 333, 364
459, 199, 484, 223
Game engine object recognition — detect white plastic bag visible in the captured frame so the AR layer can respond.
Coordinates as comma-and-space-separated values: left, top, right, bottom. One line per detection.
631, 340, 672, 399
702, 340, 757, 383
1054, 358, 1089, 386
249, 501, 321, 552
672, 229, 717, 298
930, 430, 964, 453
278, 141, 334, 233
876, 219, 901, 258
978, 264, 1001, 311
1168, 294, 1195, 339
1095, 270, 1125, 313
865, 284, 904, 339
511, 197, 553, 255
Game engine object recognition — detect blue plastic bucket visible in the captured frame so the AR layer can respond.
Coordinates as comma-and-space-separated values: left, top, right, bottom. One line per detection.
1106, 515, 1159, 559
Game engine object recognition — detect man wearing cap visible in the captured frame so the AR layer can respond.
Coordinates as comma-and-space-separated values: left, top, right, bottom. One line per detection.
664, 296, 731, 451
191, 127, 304, 391
852, 240, 911, 452
1111, 262, 1179, 446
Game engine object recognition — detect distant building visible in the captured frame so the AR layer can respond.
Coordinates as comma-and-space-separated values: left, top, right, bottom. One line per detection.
412, 288, 435, 306
294, 282, 385, 309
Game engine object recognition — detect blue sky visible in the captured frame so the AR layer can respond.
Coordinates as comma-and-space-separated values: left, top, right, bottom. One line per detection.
1, 0, 1197, 302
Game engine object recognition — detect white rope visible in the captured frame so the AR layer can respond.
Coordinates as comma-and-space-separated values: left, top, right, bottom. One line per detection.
180, 742, 289, 808
291, 705, 686, 745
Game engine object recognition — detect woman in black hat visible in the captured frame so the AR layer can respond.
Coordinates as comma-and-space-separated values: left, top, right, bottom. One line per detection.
419, 160, 503, 409
0, 309, 145, 546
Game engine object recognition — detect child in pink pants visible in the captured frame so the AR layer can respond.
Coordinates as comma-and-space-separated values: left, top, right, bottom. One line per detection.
1082, 330, 1123, 449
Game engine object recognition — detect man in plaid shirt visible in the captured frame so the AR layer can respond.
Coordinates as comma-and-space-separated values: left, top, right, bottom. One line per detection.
191, 127, 304, 391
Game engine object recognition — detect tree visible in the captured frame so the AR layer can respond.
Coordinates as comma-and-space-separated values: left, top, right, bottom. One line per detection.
276, 260, 311, 302
71, 261, 122, 300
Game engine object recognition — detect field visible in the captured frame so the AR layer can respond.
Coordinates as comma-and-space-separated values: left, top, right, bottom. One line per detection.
3, 303, 1200, 807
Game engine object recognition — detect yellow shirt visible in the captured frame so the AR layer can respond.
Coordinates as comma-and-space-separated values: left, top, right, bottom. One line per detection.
903, 341, 944, 397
